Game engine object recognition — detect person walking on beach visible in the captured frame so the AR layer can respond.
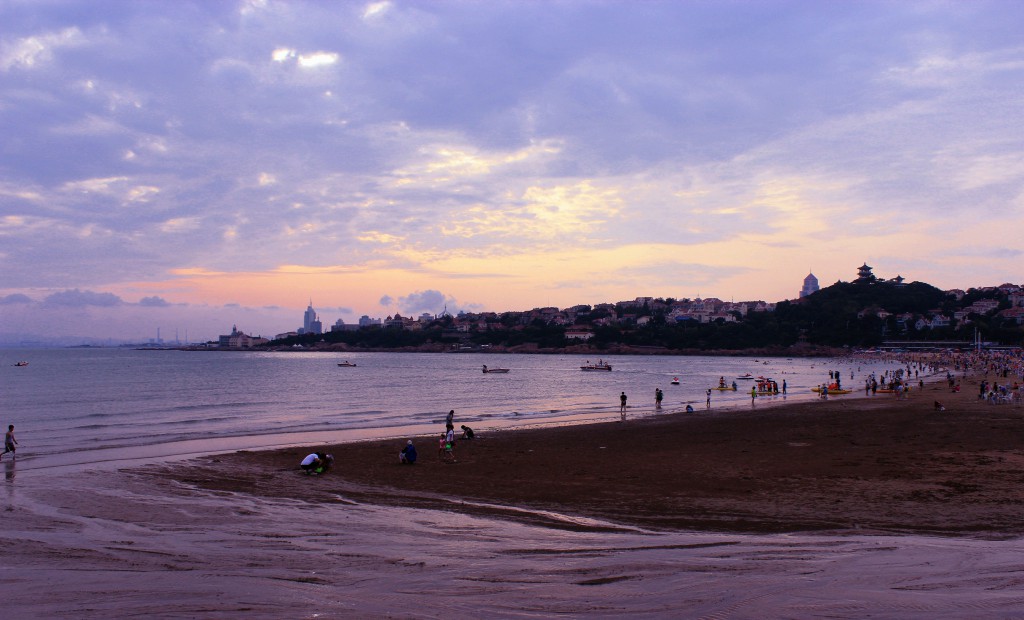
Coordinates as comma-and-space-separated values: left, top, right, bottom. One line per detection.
1, 425, 16, 460
619, 392, 628, 420
655, 388, 663, 409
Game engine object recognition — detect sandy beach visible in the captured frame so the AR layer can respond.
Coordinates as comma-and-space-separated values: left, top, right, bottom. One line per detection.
163, 374, 1024, 538
7, 368, 1024, 618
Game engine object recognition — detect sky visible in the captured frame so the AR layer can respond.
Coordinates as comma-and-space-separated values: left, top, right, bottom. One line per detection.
1, 0, 1023, 344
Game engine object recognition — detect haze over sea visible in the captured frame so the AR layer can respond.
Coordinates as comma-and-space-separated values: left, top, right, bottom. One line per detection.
4, 348, 898, 472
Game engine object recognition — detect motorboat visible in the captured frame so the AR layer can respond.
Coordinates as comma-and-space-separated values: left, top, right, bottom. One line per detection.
736, 373, 754, 380
670, 377, 680, 385
580, 361, 612, 371
337, 361, 357, 367
14, 361, 28, 366
482, 365, 510, 374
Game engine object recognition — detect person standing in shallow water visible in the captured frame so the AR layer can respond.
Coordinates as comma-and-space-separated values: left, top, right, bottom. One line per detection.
619, 392, 628, 420
1, 425, 16, 460
655, 388, 663, 409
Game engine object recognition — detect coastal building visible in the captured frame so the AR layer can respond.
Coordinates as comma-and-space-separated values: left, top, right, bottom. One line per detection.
998, 307, 1024, 325
799, 272, 819, 298
301, 301, 323, 335
218, 325, 268, 348
358, 315, 382, 328
565, 328, 594, 340
330, 318, 359, 332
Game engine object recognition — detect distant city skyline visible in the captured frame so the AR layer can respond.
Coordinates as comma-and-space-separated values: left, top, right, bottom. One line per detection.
2, 1, 1022, 343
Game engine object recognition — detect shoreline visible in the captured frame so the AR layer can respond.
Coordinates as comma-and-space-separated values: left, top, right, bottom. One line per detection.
149, 368, 1024, 538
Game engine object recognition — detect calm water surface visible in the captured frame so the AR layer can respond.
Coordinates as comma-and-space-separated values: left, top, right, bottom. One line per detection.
2, 348, 904, 470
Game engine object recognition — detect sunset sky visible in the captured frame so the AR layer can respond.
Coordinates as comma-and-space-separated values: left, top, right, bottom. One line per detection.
2, 0, 1022, 343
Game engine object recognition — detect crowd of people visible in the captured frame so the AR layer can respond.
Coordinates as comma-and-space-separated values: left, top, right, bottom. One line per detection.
291, 349, 1024, 476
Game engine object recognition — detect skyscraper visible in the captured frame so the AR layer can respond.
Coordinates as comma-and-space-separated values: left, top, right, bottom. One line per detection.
302, 301, 323, 335
799, 272, 819, 298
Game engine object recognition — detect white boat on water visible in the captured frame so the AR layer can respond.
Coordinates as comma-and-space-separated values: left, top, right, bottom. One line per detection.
482, 364, 510, 374
580, 360, 612, 371
337, 361, 357, 367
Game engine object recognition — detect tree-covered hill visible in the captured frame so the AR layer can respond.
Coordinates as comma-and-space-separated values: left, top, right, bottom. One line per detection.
774, 281, 949, 347
264, 280, 1021, 352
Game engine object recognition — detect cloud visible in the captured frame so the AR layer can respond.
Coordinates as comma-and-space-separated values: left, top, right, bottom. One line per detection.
0, 293, 33, 305
43, 289, 124, 307
138, 296, 171, 307
1, 0, 1023, 340
0, 27, 85, 71
396, 289, 452, 315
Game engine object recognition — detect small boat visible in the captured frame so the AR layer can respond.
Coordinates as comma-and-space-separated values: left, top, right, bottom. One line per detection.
337, 361, 357, 367
736, 374, 754, 380
670, 377, 680, 385
482, 365, 510, 374
580, 361, 612, 371
714, 386, 737, 391
14, 361, 28, 366
812, 386, 853, 395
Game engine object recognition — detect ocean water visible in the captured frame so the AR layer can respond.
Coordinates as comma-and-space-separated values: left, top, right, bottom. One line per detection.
7, 348, 1020, 619
2, 348, 903, 471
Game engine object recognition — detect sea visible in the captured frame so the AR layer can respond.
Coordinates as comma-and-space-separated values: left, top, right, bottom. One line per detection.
3, 347, 904, 473
7, 348, 1024, 618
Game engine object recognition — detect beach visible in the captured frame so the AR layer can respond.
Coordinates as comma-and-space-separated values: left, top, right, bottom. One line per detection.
7, 366, 1024, 617
155, 374, 1024, 538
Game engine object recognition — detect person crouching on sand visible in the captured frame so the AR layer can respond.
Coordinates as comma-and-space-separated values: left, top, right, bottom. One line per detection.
300, 452, 333, 475
399, 440, 417, 464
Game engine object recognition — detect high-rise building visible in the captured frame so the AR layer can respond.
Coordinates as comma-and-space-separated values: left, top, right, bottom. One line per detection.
302, 301, 323, 335
799, 272, 819, 298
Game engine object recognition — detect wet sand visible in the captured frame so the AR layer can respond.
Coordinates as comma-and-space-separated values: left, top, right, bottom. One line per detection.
167, 376, 1024, 538
7, 373, 1024, 617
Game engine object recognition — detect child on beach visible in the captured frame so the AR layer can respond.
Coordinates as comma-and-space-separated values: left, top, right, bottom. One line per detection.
1, 425, 16, 460
439, 432, 456, 462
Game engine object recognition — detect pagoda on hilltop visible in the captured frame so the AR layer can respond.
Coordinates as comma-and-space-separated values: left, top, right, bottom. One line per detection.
855, 263, 876, 284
